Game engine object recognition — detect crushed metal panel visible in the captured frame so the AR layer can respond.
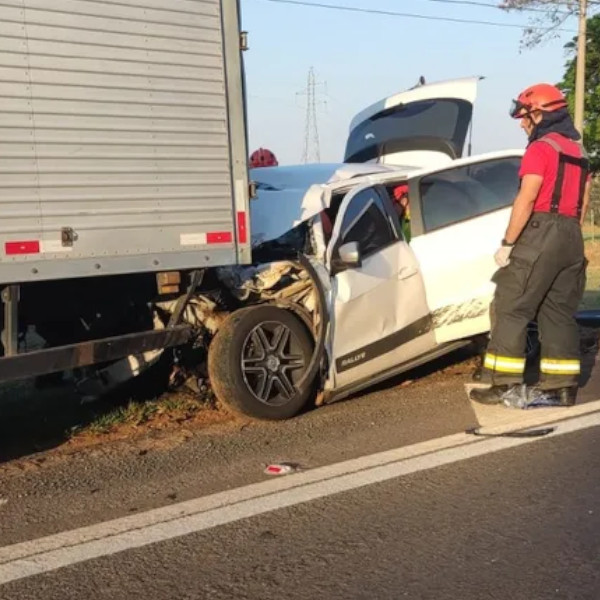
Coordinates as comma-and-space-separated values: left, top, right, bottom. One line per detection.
156, 295, 226, 334
216, 261, 318, 316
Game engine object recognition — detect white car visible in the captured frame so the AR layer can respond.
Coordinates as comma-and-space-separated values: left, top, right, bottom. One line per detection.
206, 78, 525, 419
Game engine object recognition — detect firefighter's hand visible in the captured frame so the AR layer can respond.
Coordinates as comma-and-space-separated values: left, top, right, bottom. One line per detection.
494, 245, 513, 268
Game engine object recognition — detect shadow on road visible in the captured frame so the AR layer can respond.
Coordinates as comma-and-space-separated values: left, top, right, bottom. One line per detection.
0, 359, 173, 464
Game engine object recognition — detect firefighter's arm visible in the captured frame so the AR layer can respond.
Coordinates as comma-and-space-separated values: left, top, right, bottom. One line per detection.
504, 174, 543, 244
580, 179, 592, 226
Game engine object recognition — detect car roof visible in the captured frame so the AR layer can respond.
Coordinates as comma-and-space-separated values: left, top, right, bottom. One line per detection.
249, 150, 524, 246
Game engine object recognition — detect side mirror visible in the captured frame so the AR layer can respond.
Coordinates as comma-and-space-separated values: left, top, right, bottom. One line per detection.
338, 241, 362, 269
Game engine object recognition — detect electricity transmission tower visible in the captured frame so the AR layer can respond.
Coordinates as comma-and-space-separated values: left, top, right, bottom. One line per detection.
297, 67, 325, 163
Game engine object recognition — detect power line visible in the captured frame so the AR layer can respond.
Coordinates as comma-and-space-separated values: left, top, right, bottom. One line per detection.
415, 0, 573, 14
259, 0, 578, 31
422, 0, 600, 8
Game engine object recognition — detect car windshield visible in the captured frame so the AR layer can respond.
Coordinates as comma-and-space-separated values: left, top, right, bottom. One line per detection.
344, 99, 472, 163
249, 163, 395, 246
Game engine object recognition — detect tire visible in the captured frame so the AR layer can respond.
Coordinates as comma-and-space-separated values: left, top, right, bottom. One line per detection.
208, 305, 315, 420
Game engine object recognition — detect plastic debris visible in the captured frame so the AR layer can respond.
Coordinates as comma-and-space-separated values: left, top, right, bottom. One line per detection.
501, 385, 567, 409
499, 384, 533, 409
521, 387, 566, 409
466, 426, 555, 438
264, 463, 299, 476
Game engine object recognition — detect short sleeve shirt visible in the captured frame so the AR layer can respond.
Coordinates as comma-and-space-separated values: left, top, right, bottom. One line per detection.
519, 134, 589, 217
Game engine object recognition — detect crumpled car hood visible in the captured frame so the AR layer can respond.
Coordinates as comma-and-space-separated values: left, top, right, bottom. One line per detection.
249, 163, 394, 246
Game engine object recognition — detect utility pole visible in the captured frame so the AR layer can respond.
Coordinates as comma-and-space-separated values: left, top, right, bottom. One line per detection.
574, 0, 588, 134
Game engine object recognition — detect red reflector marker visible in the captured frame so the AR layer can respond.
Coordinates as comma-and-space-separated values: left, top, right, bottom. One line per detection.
5, 241, 40, 255
237, 212, 248, 244
206, 231, 233, 244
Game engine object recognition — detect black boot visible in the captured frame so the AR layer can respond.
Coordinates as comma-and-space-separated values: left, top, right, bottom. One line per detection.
557, 386, 578, 407
469, 385, 510, 405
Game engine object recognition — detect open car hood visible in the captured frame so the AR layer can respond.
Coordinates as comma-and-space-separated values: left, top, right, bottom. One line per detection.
344, 77, 480, 168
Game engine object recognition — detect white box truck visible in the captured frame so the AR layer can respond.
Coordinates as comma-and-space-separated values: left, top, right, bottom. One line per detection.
0, 0, 254, 391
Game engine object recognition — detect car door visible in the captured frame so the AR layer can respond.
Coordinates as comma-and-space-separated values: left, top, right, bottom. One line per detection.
326, 184, 435, 390
408, 153, 524, 345
344, 77, 479, 168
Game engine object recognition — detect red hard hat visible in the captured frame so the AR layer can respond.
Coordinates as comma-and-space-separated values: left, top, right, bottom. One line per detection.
249, 148, 278, 168
510, 83, 568, 119
392, 184, 409, 201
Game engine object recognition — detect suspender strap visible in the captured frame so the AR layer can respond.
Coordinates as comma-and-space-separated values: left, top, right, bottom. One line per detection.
551, 155, 566, 213
537, 135, 589, 215
577, 159, 590, 219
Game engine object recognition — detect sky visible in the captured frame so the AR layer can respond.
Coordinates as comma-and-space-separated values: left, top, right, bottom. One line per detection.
240, 0, 583, 165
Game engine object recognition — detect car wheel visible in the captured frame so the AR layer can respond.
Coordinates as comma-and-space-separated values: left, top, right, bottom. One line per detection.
208, 305, 315, 420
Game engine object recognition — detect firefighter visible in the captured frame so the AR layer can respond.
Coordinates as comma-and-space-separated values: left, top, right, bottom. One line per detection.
392, 184, 412, 243
249, 147, 279, 168
470, 83, 591, 407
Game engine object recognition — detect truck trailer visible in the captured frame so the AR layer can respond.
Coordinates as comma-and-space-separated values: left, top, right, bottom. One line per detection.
0, 0, 259, 399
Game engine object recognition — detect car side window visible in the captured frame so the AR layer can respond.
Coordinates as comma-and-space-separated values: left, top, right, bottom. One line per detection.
419, 157, 521, 232
338, 188, 396, 258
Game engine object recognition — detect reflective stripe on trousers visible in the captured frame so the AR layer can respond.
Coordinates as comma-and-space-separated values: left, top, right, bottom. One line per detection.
540, 359, 581, 375
484, 353, 526, 375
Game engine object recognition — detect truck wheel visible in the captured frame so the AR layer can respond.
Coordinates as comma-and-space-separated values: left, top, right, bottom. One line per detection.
208, 306, 315, 420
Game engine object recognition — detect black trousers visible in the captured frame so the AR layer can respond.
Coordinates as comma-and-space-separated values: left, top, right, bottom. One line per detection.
483, 212, 586, 388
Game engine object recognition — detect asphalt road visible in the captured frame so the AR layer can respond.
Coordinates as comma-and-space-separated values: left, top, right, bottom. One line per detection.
1, 349, 600, 599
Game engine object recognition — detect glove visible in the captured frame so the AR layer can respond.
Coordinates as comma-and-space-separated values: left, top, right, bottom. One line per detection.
494, 245, 513, 268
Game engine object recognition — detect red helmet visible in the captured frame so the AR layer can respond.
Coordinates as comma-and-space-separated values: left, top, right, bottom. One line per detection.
249, 148, 278, 168
392, 184, 409, 201
510, 83, 568, 119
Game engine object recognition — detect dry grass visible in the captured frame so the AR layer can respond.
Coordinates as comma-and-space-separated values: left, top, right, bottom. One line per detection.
72, 389, 218, 439
582, 223, 598, 241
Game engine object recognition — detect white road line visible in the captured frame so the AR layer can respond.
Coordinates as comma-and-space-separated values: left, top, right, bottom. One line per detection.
1, 407, 600, 586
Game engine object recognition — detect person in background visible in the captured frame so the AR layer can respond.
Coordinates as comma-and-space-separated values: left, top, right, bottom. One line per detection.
249, 148, 278, 168
392, 184, 412, 243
